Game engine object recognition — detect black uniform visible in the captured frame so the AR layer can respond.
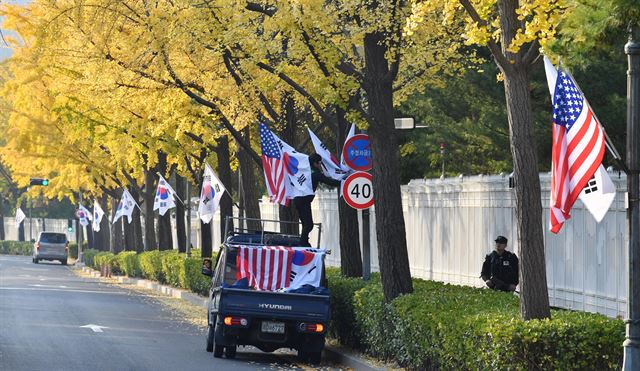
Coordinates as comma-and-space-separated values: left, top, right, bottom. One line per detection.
481, 250, 519, 292
294, 169, 341, 247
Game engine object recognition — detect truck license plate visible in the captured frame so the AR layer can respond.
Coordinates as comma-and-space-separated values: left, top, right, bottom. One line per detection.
261, 321, 285, 334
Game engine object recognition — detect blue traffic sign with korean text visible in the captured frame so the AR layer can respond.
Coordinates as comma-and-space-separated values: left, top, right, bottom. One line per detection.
342, 134, 372, 171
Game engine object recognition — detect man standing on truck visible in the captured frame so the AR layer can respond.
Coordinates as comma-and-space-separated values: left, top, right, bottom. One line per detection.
294, 153, 342, 247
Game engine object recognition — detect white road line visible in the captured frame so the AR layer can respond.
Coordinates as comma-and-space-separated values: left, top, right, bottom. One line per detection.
0, 287, 126, 294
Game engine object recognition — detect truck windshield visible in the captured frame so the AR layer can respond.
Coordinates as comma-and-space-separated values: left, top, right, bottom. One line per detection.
40, 233, 67, 243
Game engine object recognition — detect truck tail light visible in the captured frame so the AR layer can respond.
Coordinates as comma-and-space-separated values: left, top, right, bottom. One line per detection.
65, 242, 69, 252
36, 242, 40, 251
224, 316, 248, 327
299, 323, 324, 333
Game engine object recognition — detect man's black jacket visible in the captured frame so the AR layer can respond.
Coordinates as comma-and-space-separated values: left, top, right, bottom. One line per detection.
481, 250, 519, 286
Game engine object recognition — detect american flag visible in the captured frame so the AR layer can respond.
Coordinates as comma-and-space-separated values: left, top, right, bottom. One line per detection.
236, 246, 294, 291
259, 123, 288, 205
546, 60, 605, 233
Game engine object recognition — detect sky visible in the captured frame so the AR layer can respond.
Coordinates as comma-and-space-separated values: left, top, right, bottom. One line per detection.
0, 0, 29, 61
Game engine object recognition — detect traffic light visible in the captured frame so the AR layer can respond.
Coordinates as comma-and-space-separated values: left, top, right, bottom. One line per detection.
29, 178, 49, 186
67, 219, 74, 232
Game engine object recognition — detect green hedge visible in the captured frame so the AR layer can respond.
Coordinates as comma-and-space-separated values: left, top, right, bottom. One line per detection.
0, 241, 33, 255
335, 276, 625, 370
68, 242, 88, 259
85, 248, 212, 296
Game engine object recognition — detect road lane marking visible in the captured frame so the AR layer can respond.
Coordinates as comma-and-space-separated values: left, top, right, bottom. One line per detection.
80, 324, 110, 333
0, 287, 126, 294
28, 284, 68, 288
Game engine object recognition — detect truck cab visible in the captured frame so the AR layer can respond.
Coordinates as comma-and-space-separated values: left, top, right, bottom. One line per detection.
202, 218, 330, 364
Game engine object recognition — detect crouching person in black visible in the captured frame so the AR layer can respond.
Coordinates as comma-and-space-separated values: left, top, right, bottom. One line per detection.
481, 236, 519, 292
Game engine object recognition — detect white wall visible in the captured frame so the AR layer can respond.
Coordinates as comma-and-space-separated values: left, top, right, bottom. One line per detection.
284, 172, 628, 319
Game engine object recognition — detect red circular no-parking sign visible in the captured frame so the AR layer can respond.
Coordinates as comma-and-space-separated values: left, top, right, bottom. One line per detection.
342, 134, 372, 171
342, 171, 374, 210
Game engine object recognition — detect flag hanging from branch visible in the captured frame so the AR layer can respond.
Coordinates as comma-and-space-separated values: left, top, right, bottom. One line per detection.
153, 175, 177, 216
15, 207, 25, 229
259, 123, 313, 204
78, 204, 92, 227
198, 163, 226, 224
543, 56, 614, 233
113, 190, 139, 224
308, 127, 351, 181
92, 200, 105, 232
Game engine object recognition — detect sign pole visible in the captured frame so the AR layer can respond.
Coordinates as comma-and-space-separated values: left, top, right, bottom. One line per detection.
623, 24, 640, 371
78, 190, 84, 264
362, 208, 371, 281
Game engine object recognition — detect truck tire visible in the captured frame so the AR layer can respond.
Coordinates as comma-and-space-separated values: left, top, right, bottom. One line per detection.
61, 259, 67, 265
213, 344, 224, 358
225, 346, 236, 359
206, 325, 214, 352
308, 352, 321, 365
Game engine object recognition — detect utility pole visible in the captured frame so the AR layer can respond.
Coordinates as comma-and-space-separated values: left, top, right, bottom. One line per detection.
28, 188, 32, 241
78, 190, 84, 264
186, 181, 191, 257
623, 23, 640, 371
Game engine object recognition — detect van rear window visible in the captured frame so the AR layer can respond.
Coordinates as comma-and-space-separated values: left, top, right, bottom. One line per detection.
40, 233, 67, 243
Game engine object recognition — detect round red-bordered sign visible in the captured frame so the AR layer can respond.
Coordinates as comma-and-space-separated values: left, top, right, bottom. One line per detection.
342, 171, 374, 210
342, 134, 372, 171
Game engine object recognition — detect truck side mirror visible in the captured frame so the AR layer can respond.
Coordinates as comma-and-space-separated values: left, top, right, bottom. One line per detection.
201, 258, 213, 277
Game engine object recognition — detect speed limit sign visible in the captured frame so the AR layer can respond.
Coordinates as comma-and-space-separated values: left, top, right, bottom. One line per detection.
342, 171, 374, 209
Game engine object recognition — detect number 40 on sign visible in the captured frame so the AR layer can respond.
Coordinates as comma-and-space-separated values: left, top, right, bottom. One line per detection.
342, 171, 374, 210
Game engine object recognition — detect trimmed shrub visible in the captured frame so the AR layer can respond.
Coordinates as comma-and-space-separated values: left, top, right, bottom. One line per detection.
93, 252, 120, 274
326, 268, 374, 348
0, 241, 33, 255
160, 250, 183, 287
183, 254, 212, 296
139, 250, 163, 281
349, 278, 624, 370
67, 242, 88, 259
82, 249, 99, 267
115, 251, 141, 277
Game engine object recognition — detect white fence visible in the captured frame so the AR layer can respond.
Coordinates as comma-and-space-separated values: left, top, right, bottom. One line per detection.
282, 172, 629, 319
3, 218, 77, 242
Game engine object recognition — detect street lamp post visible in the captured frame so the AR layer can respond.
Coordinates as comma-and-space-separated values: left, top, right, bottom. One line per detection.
623, 23, 640, 371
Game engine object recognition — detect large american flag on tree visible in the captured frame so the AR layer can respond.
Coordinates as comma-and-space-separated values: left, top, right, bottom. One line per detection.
544, 57, 605, 233
259, 123, 288, 205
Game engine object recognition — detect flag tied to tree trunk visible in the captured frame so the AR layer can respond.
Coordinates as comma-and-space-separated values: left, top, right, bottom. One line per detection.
259, 123, 313, 205
543, 56, 615, 233
153, 175, 177, 216
92, 200, 104, 232
235, 245, 325, 291
78, 203, 92, 227
15, 207, 25, 229
113, 190, 139, 224
198, 163, 226, 224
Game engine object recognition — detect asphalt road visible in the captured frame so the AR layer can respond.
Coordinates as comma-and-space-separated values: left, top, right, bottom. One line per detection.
0, 255, 340, 371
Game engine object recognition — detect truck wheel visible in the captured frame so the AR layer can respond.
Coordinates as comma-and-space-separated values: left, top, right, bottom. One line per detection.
213, 344, 224, 358
308, 352, 322, 365
34, 258, 39, 264
225, 346, 236, 359
61, 259, 67, 265
205, 325, 214, 352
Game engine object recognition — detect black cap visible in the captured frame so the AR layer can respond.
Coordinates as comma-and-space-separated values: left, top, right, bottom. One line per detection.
495, 236, 508, 244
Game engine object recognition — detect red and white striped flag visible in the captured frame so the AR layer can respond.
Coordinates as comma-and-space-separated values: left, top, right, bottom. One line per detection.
236, 246, 294, 291
259, 123, 288, 205
544, 57, 607, 233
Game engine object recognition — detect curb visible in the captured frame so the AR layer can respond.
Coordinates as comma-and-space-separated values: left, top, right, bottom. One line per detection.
75, 266, 385, 371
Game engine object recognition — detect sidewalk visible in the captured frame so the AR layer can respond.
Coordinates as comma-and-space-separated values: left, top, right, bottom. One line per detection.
74, 265, 395, 371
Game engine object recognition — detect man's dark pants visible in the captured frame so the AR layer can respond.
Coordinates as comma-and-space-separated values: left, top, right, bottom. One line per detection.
294, 195, 314, 247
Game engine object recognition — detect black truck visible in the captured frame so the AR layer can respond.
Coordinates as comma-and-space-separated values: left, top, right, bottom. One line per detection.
202, 218, 330, 364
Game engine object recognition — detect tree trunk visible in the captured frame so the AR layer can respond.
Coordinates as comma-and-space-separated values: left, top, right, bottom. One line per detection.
111, 196, 124, 253
87, 225, 94, 250
503, 66, 550, 319
201, 221, 213, 258
18, 220, 25, 241
129, 187, 144, 253
363, 31, 413, 301
157, 212, 173, 250
0, 195, 5, 240
143, 169, 157, 251
337, 106, 363, 277
496, 0, 550, 320
217, 135, 233, 241
279, 94, 301, 235
238, 126, 261, 231
175, 173, 187, 253
96, 195, 110, 251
